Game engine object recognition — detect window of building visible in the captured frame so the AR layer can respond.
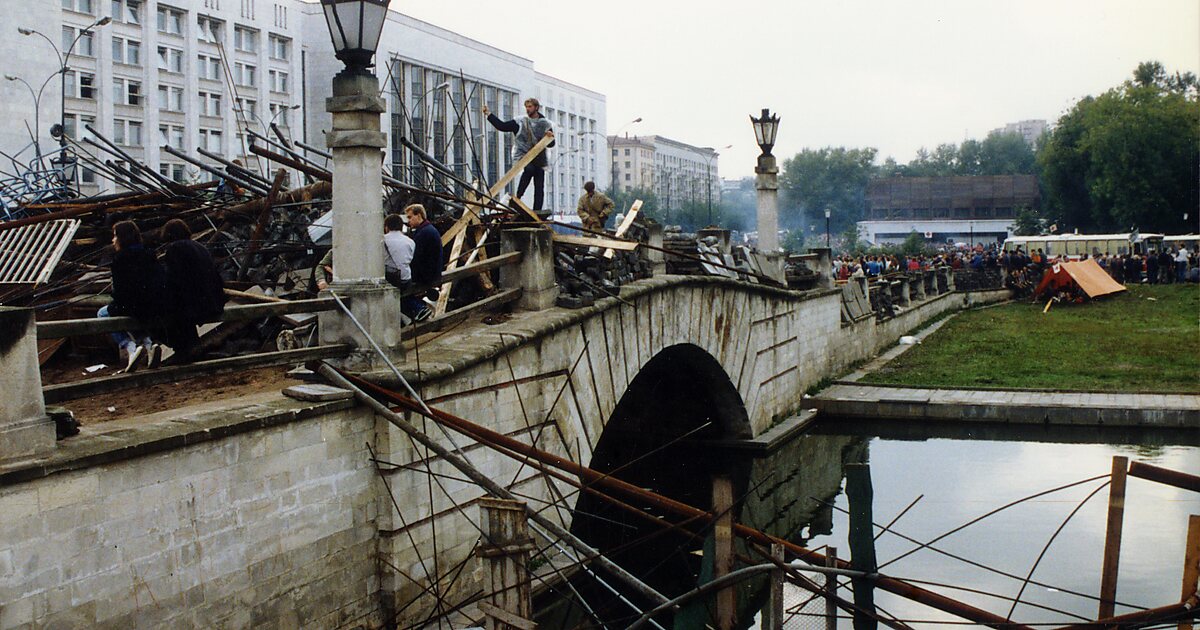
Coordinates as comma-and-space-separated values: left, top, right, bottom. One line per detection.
111, 0, 141, 24
112, 119, 142, 146
61, 26, 95, 57
159, 162, 187, 183
112, 37, 140, 65
64, 71, 96, 99
198, 90, 222, 116
234, 26, 258, 52
157, 85, 184, 111
112, 77, 142, 105
157, 6, 184, 35
268, 34, 289, 61
62, 114, 95, 141
624, 174, 630, 181
268, 102, 292, 127
236, 97, 257, 118
268, 69, 288, 92
624, 148, 630, 156
157, 45, 184, 73
62, 0, 93, 14
159, 124, 185, 150
80, 165, 97, 184
240, 0, 256, 20
204, 0, 220, 10
234, 62, 256, 87
197, 54, 222, 81
198, 16, 223, 43
199, 128, 223, 152
273, 3, 287, 29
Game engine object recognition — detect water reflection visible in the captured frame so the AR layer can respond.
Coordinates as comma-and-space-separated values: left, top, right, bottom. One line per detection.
540, 419, 1198, 628
806, 418, 1200, 626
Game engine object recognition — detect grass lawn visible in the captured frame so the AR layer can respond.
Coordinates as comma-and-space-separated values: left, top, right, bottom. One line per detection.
861, 284, 1200, 393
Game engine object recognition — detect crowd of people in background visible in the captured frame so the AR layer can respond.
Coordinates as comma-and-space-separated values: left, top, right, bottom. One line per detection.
830, 241, 1200, 296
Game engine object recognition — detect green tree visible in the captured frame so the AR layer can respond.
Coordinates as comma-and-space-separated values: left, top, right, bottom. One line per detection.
901, 231, 927, 256
1012, 206, 1044, 236
779, 146, 878, 237
1038, 61, 1199, 233
977, 132, 1037, 175
609, 186, 659, 224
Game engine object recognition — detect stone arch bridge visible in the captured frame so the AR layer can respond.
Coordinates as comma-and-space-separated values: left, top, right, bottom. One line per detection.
0, 259, 1004, 628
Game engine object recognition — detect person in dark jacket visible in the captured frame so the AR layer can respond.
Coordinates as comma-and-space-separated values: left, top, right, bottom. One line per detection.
99, 220, 168, 372
403, 204, 443, 322
162, 219, 226, 362
483, 98, 555, 213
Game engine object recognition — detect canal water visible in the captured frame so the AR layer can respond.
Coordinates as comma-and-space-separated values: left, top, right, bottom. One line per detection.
789, 420, 1200, 627
546, 419, 1200, 629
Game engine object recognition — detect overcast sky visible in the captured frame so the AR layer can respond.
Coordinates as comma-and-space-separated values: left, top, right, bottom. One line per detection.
388, 0, 1199, 178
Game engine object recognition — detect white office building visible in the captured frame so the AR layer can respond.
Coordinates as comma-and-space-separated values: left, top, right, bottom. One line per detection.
1, 0, 607, 207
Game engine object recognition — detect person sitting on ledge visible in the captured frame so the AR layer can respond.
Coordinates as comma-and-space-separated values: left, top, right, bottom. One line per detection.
98, 220, 167, 372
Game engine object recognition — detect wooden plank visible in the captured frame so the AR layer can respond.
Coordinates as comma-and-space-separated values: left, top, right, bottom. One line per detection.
603, 199, 642, 260
552, 233, 638, 251
1181, 515, 1200, 630
436, 251, 520, 289
713, 476, 735, 630
509, 195, 543, 222
477, 602, 536, 630
489, 135, 554, 198
846, 463, 878, 630
43, 344, 352, 404
407, 288, 521, 337
440, 196, 489, 246
37, 297, 344, 339
435, 196, 480, 317
1098, 456, 1128, 620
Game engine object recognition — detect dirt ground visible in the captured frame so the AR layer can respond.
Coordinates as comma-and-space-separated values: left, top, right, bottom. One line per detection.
45, 363, 302, 425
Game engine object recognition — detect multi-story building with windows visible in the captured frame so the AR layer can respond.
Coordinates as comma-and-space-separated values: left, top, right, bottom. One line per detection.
608, 134, 720, 213
1, 1, 607, 208
301, 5, 607, 214
988, 119, 1048, 146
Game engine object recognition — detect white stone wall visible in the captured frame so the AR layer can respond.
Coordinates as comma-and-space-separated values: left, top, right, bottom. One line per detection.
0, 409, 380, 629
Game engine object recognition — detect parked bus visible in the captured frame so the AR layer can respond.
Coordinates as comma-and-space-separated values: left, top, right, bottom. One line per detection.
1003, 233, 1164, 258
1163, 234, 1200, 252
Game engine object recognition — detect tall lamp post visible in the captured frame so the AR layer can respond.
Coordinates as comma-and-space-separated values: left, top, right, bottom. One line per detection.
19, 17, 111, 148
750, 108, 781, 252
702, 144, 731, 227
5, 74, 58, 163
824, 207, 831, 247
318, 0, 398, 367
19, 16, 110, 189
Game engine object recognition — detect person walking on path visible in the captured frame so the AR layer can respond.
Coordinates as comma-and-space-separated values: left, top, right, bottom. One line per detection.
403, 204, 442, 322
483, 98, 555, 214
576, 181, 615, 232
161, 219, 226, 363
99, 220, 168, 372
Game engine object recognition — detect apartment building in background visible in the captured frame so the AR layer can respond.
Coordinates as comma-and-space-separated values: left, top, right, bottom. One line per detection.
1, 0, 607, 209
608, 134, 720, 213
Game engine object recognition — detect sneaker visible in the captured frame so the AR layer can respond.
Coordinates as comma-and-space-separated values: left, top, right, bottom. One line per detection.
146, 344, 163, 369
124, 345, 145, 373
414, 306, 433, 322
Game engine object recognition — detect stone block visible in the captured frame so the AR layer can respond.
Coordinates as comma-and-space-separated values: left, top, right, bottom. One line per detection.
0, 307, 53, 462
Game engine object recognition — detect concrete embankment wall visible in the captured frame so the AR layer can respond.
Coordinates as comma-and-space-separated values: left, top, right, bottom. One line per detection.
0, 276, 1009, 629
0, 403, 380, 629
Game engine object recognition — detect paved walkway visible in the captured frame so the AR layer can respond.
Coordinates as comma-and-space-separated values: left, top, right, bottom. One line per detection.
811, 383, 1200, 427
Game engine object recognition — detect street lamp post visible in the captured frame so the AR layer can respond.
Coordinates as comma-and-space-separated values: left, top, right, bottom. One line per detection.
318, 0, 399, 368
750, 108, 781, 252
5, 74, 58, 163
702, 144, 731, 227
825, 207, 831, 248
19, 16, 111, 149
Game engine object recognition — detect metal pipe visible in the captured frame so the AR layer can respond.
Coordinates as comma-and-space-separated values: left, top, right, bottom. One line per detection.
161, 145, 270, 197
195, 147, 275, 189
316, 363, 673, 608
347, 375, 1034, 630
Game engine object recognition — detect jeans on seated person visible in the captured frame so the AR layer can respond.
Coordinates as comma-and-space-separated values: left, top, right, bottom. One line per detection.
97, 304, 152, 353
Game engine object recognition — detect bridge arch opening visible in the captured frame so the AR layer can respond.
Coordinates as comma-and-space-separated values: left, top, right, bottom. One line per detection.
570, 343, 753, 599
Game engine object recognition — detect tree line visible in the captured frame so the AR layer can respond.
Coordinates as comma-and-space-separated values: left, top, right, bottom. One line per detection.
773, 61, 1198, 241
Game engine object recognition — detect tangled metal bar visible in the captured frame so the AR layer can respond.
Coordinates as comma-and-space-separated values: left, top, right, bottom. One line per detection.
339, 371, 1036, 630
